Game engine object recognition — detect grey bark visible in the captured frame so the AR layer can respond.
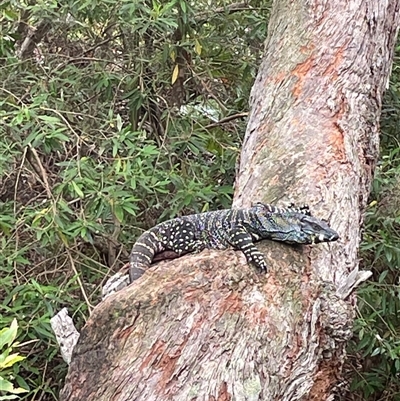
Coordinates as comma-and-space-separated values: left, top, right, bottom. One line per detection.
60, 1, 400, 400
50, 308, 80, 365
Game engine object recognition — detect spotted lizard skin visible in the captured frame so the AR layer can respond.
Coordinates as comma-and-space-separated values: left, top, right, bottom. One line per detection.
129, 202, 339, 282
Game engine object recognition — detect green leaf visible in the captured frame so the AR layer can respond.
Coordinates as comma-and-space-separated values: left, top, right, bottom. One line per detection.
378, 270, 388, 283
37, 115, 61, 124
172, 64, 179, 84
0, 319, 18, 350
370, 347, 381, 357
122, 204, 137, 216
114, 205, 124, 223
0, 377, 14, 393
23, 131, 41, 146
0, 353, 25, 369
71, 182, 84, 198
0, 376, 28, 395
195, 39, 202, 55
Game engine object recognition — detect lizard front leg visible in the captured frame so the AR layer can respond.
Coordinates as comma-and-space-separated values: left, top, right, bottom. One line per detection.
226, 226, 268, 272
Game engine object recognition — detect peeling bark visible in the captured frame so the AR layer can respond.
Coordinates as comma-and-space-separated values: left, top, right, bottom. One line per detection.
60, 1, 400, 400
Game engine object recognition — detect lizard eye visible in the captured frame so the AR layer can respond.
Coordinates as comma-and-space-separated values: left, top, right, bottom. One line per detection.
305, 221, 320, 231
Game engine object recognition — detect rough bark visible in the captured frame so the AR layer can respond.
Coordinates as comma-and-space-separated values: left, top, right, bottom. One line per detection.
60, 1, 400, 400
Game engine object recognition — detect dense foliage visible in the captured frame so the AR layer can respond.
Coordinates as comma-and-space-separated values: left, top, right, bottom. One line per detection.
1, 0, 400, 400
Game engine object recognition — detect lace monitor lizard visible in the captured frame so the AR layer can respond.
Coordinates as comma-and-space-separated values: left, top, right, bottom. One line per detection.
128, 202, 339, 283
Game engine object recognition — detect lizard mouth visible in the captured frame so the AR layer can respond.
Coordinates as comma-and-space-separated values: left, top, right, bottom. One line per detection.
313, 232, 339, 243
330, 232, 339, 241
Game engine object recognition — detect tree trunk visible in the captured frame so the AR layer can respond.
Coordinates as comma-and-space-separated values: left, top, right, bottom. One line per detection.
60, 1, 400, 400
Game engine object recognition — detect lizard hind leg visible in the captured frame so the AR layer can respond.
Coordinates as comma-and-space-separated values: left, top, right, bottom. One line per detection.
164, 219, 199, 255
129, 219, 199, 283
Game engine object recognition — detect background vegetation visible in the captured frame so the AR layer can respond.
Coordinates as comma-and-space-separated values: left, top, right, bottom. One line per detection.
0, 0, 399, 400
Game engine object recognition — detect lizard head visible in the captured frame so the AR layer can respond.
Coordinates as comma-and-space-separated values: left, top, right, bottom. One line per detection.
296, 214, 339, 244
251, 203, 339, 245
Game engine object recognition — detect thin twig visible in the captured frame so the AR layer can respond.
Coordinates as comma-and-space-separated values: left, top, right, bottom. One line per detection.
196, 2, 252, 21
205, 112, 248, 129
13, 147, 29, 286
27, 146, 53, 199
14, 146, 28, 214
66, 248, 94, 313
54, 53, 127, 73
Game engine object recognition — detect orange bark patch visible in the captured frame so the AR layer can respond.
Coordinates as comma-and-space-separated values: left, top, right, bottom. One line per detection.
309, 360, 337, 400
244, 294, 269, 323
327, 122, 346, 161
292, 56, 315, 97
116, 324, 135, 341
300, 43, 315, 54
139, 339, 166, 372
209, 383, 232, 401
271, 71, 287, 85
269, 44, 314, 86
220, 291, 244, 315
146, 337, 190, 391
157, 348, 184, 389
216, 381, 231, 401
262, 275, 282, 304
323, 45, 345, 80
